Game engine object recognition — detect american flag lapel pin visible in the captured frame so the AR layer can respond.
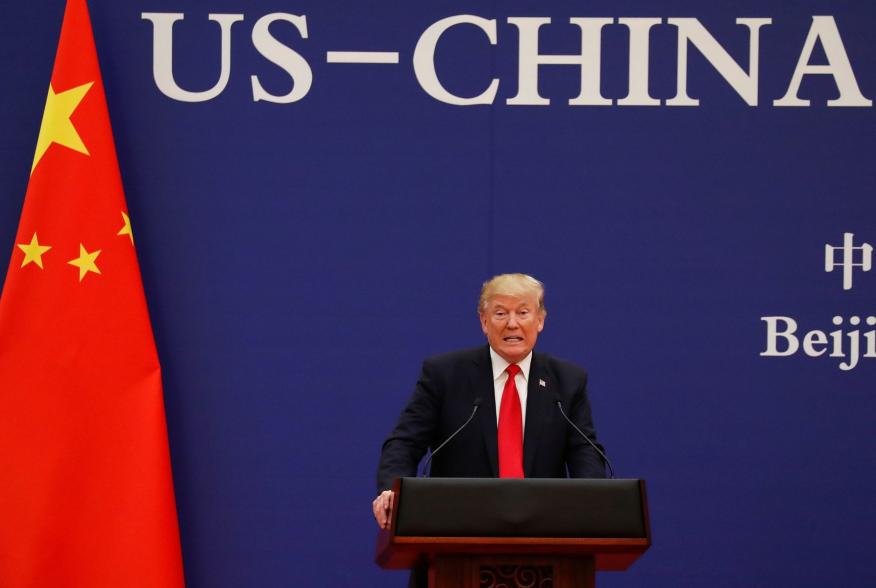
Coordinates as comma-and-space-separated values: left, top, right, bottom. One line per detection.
539, 379, 546, 388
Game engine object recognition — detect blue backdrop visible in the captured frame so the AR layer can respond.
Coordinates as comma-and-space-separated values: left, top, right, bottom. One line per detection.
1, 1, 874, 586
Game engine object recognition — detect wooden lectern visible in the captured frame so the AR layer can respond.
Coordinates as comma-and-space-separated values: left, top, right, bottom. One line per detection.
375, 478, 650, 588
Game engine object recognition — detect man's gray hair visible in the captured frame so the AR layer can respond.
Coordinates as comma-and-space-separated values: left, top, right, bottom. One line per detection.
478, 273, 546, 314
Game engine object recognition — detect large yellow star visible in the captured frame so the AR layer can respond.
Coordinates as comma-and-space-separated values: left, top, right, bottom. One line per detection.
17, 233, 52, 269
31, 81, 94, 174
117, 211, 134, 245
67, 243, 102, 282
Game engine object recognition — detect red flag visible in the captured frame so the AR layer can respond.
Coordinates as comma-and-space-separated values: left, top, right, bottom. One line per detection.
0, 1, 185, 585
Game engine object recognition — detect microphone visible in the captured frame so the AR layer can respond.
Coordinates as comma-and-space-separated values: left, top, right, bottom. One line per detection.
420, 397, 482, 477
553, 392, 615, 479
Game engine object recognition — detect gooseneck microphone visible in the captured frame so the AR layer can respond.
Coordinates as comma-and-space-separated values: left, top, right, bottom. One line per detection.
554, 392, 615, 479
420, 397, 483, 477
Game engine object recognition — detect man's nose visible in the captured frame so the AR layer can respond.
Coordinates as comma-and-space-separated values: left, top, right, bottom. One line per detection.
507, 314, 520, 327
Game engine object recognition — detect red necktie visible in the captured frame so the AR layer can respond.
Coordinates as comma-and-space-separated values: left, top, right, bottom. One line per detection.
498, 364, 524, 478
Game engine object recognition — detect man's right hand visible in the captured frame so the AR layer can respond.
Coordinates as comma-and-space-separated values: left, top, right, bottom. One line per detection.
372, 489, 394, 530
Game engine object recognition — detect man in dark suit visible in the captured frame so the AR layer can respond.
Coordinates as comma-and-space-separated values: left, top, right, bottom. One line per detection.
373, 273, 606, 530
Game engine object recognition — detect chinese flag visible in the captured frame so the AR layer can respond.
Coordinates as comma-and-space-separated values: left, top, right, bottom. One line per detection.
0, 1, 185, 586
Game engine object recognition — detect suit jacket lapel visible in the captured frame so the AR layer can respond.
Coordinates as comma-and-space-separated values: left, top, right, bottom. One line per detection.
524, 353, 549, 476
472, 346, 498, 477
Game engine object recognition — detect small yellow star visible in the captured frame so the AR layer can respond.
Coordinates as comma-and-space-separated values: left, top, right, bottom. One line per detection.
117, 211, 134, 245
31, 81, 94, 174
17, 233, 52, 269
67, 243, 102, 282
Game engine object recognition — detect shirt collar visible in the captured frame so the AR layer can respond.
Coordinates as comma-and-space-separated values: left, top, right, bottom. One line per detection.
489, 347, 533, 383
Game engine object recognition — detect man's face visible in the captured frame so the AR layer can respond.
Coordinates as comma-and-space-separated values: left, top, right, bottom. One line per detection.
479, 293, 545, 363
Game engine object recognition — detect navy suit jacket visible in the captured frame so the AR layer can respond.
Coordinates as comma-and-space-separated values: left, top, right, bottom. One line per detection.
377, 345, 606, 491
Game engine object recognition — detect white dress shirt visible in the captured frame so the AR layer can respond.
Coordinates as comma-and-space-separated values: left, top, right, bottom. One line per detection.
489, 347, 532, 433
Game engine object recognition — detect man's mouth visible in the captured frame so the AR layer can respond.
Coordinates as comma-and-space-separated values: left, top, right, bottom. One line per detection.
503, 336, 523, 343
